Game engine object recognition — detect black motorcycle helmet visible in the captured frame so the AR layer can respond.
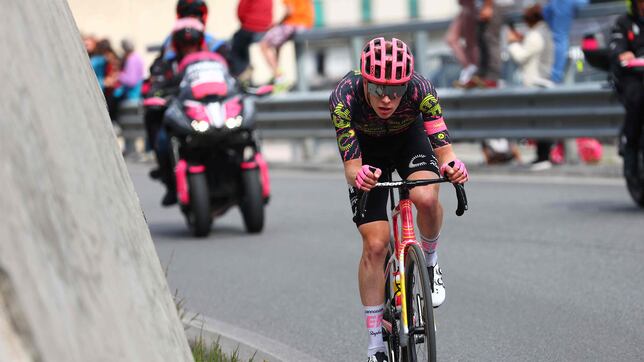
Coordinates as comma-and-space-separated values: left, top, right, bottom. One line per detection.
176, 0, 208, 24
171, 18, 205, 55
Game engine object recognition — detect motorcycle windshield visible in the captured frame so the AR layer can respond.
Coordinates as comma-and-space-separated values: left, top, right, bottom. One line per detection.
180, 59, 231, 100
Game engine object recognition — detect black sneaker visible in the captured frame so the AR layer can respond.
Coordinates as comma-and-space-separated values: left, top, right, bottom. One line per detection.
161, 191, 178, 207
367, 351, 389, 362
149, 168, 162, 180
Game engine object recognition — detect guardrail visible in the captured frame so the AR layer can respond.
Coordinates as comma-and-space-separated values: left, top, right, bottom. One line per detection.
253, 83, 623, 140
118, 83, 624, 158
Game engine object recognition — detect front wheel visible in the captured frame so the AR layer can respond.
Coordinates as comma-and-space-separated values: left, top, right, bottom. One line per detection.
626, 177, 644, 207
187, 172, 212, 237
240, 168, 265, 233
403, 244, 436, 362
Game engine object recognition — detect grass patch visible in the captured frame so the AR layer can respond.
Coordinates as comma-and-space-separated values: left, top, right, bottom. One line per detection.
190, 335, 257, 362
164, 255, 262, 361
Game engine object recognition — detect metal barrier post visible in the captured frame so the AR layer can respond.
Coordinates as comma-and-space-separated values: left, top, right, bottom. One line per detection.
295, 40, 309, 92
414, 31, 429, 77
351, 36, 365, 69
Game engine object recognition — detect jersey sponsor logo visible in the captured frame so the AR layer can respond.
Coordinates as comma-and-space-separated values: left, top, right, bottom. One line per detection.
409, 154, 428, 168
337, 130, 356, 151
419, 94, 442, 116
333, 103, 352, 129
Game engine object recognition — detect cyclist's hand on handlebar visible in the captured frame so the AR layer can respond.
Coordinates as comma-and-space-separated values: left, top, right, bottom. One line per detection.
355, 165, 382, 191
440, 159, 468, 184
619, 51, 635, 64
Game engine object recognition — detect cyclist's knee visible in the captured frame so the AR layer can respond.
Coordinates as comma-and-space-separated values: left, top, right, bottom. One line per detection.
362, 239, 388, 264
412, 189, 440, 213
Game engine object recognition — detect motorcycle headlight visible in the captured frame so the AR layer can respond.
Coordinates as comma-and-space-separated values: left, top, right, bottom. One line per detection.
225, 115, 243, 129
191, 120, 210, 133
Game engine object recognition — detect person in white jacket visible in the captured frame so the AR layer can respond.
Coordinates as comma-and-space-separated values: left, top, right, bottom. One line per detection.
507, 3, 555, 170
507, 4, 555, 88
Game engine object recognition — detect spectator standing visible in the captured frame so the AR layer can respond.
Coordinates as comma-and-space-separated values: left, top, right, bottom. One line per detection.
507, 4, 554, 88
96, 39, 121, 122
84, 35, 107, 89
259, 0, 314, 86
116, 39, 145, 101
543, 0, 589, 84
446, 0, 479, 86
108, 39, 145, 124
230, 0, 273, 79
472, 0, 504, 88
507, 3, 555, 170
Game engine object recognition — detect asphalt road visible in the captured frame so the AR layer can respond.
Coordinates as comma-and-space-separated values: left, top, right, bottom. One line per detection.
128, 162, 644, 362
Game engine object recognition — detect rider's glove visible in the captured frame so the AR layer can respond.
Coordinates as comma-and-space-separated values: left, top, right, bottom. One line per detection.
440, 159, 468, 184
355, 165, 381, 191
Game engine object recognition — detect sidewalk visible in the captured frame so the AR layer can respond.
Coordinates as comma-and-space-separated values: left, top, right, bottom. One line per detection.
261, 141, 623, 179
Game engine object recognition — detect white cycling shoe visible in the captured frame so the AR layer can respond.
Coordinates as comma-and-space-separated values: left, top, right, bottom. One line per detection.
429, 264, 445, 308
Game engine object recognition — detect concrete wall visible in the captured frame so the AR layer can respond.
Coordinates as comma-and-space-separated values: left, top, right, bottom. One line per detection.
0, 1, 193, 361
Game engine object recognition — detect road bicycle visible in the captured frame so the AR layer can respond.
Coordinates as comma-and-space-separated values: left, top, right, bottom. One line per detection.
358, 172, 467, 362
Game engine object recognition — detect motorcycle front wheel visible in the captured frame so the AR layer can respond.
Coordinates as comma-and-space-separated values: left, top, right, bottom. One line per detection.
187, 172, 213, 237
240, 168, 265, 233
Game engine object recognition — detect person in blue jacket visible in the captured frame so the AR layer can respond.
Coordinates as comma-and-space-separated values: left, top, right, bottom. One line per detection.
542, 0, 589, 84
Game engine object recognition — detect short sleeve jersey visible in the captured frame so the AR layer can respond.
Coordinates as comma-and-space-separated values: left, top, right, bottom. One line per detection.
328, 71, 450, 162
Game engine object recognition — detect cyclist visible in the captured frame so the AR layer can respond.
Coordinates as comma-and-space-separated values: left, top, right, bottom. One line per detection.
610, 0, 644, 179
329, 37, 468, 362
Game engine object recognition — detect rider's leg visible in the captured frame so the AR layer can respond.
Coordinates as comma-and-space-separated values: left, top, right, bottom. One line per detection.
408, 170, 443, 264
358, 221, 390, 357
156, 128, 177, 206
408, 170, 446, 307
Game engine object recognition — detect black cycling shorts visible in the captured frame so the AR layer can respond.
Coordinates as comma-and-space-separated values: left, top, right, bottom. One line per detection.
349, 121, 440, 227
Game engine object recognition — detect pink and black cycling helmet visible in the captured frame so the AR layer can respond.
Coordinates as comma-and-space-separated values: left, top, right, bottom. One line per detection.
360, 37, 414, 85
177, 0, 208, 24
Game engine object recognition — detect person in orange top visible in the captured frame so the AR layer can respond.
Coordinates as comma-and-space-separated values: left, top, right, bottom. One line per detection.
259, 0, 314, 84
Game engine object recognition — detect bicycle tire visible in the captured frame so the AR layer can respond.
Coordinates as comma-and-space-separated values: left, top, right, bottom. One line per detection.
403, 243, 436, 362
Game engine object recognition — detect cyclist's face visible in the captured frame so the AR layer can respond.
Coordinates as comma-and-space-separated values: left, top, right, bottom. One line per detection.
365, 81, 404, 119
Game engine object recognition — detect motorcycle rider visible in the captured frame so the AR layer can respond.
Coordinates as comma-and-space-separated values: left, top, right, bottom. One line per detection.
162, 0, 230, 61
151, 18, 229, 206
145, 0, 229, 184
610, 0, 644, 179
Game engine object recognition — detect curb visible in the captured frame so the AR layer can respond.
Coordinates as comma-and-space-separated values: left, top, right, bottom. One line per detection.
183, 312, 322, 362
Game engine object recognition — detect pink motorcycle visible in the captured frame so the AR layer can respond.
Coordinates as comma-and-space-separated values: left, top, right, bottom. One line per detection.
158, 51, 273, 236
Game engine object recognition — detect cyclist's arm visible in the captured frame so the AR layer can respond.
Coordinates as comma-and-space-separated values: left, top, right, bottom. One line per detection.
434, 144, 458, 168
343, 158, 363, 187
414, 75, 465, 174
329, 78, 362, 183
609, 16, 632, 61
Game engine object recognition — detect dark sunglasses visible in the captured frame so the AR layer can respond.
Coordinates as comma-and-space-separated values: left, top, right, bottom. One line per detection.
366, 82, 408, 99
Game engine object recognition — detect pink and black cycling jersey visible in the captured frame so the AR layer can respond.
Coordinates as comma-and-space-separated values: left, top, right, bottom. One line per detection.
328, 71, 451, 162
